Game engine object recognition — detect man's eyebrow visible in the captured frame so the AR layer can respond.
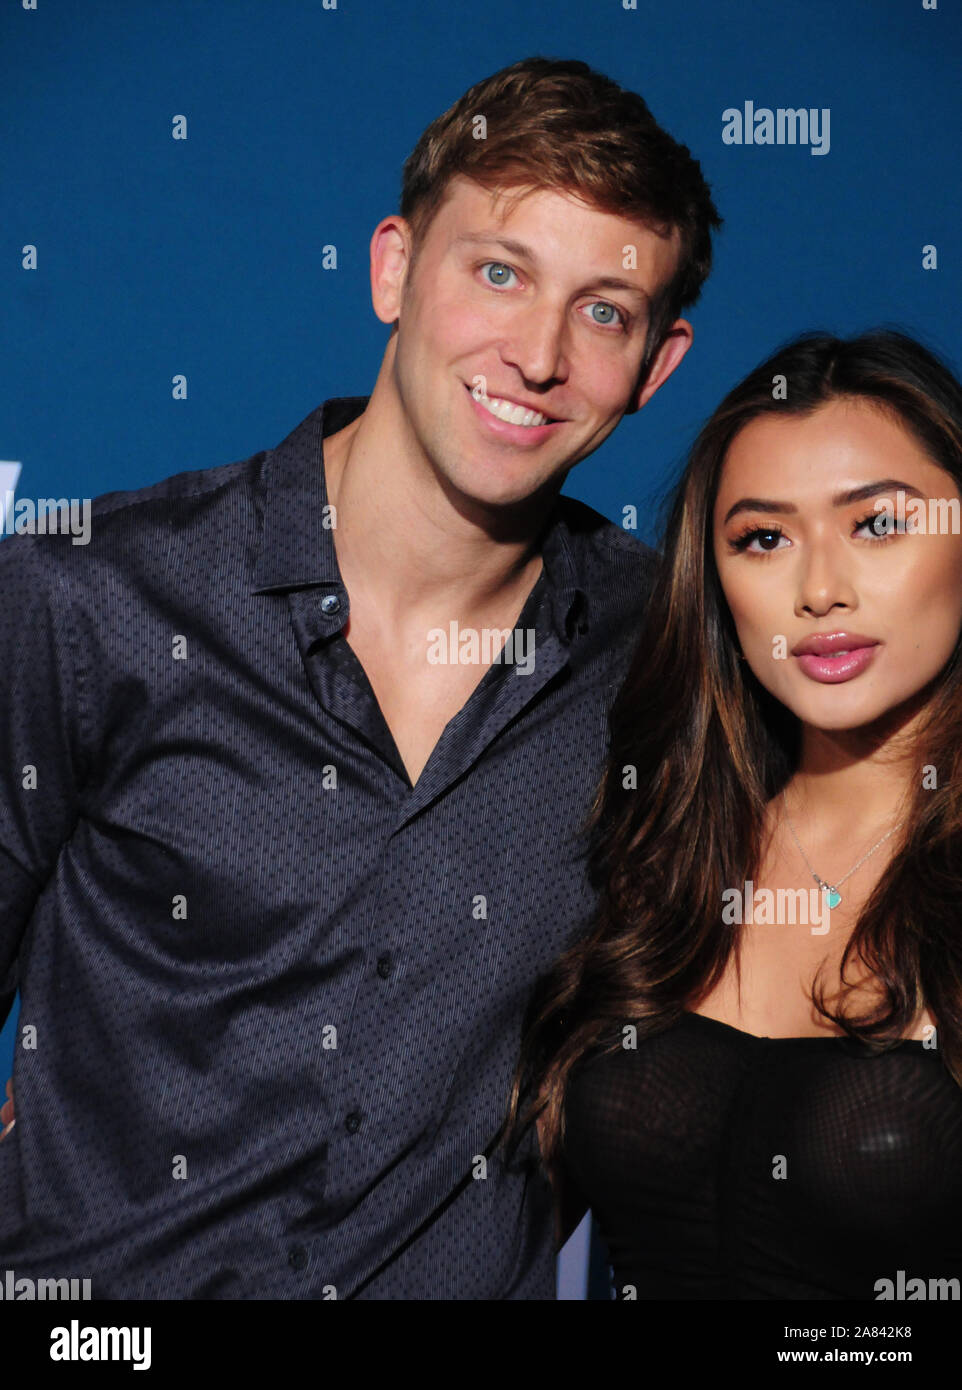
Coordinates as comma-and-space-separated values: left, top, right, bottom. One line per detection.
451, 232, 653, 304
722, 479, 927, 526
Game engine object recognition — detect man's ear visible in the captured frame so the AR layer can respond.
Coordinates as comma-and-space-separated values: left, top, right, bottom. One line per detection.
370, 216, 415, 326
625, 318, 694, 415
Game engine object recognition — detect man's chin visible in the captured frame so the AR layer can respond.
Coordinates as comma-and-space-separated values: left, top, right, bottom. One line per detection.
442, 466, 562, 520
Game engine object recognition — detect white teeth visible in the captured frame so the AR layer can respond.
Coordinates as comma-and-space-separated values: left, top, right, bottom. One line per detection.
473, 390, 550, 427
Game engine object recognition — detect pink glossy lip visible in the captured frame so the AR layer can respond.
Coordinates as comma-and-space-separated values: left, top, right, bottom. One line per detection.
791, 631, 880, 684
792, 631, 878, 657
464, 382, 564, 446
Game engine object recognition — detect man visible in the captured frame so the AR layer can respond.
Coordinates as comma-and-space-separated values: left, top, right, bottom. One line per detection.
0, 56, 720, 1297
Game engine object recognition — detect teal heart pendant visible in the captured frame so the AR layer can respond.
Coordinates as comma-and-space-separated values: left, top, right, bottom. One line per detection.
824, 888, 841, 909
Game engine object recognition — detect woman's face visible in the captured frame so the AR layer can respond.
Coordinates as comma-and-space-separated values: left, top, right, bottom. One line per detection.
712, 397, 962, 733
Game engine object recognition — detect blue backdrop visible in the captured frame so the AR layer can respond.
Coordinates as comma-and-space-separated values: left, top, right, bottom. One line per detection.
2, 0, 960, 1299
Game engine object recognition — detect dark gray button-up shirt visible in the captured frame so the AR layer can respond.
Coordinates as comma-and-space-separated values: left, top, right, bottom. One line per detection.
0, 397, 655, 1298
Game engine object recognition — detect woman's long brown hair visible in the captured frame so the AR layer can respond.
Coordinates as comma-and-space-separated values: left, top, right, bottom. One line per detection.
503, 328, 962, 1178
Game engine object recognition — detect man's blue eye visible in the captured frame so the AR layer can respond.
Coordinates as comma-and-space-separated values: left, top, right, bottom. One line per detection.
483, 263, 514, 286
480, 265, 624, 328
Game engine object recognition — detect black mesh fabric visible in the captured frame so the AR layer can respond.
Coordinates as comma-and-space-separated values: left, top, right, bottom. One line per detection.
562, 1010, 962, 1299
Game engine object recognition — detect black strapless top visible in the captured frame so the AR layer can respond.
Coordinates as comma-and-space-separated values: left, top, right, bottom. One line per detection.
561, 1010, 962, 1299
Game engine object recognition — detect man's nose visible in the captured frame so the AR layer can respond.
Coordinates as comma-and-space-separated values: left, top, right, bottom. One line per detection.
500, 301, 569, 386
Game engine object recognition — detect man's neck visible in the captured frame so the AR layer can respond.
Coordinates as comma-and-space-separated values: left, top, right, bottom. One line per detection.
322, 359, 555, 630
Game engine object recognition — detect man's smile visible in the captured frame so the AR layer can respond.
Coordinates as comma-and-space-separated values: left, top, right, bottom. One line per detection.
467, 380, 563, 424
463, 381, 565, 445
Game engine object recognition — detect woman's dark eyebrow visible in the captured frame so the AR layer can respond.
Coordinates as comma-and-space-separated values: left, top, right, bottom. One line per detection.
722, 479, 927, 525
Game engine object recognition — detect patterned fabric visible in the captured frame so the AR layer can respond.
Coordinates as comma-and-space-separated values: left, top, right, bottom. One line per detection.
0, 397, 655, 1298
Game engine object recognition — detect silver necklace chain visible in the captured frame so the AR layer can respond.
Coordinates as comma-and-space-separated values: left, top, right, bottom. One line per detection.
781, 792, 905, 906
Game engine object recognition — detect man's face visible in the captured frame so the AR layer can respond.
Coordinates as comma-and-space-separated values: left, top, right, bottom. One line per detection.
373, 176, 689, 512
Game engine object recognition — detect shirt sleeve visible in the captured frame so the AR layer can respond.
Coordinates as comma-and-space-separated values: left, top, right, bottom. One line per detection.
0, 533, 87, 1014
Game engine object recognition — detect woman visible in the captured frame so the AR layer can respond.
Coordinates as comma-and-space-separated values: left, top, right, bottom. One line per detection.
504, 328, 962, 1299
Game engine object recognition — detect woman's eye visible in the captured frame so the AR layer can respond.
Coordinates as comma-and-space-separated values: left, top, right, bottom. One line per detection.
732, 512, 908, 554
853, 510, 905, 539
732, 527, 788, 553
481, 262, 517, 287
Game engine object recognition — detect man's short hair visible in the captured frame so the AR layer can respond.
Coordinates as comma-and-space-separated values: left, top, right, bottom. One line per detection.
399, 56, 723, 367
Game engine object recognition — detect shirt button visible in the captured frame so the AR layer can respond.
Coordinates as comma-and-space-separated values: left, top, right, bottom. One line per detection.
344, 1111, 362, 1134
376, 952, 393, 979
288, 1245, 309, 1271
320, 593, 341, 614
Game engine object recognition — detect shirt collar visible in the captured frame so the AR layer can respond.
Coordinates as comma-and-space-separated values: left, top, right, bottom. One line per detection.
250, 396, 363, 595
250, 396, 587, 641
